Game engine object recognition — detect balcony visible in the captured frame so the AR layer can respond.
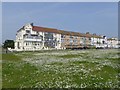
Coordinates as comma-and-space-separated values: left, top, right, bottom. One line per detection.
23, 34, 43, 42
24, 36, 42, 42
24, 38, 42, 42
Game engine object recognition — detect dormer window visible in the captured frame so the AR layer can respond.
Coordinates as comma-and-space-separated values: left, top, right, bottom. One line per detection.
26, 30, 30, 33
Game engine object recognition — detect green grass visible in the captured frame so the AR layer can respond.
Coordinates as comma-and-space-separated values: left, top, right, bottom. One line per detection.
58, 53, 88, 58
58, 54, 79, 58
2, 53, 22, 61
2, 49, 120, 88
48, 62, 63, 65
2, 62, 39, 88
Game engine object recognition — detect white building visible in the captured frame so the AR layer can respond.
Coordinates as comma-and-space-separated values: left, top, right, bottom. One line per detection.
107, 37, 119, 48
91, 34, 101, 48
90, 34, 108, 48
14, 23, 113, 51
15, 23, 61, 51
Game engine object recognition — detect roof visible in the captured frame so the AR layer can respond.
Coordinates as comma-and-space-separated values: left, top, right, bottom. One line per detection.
32, 26, 101, 38
33, 26, 60, 34
92, 34, 102, 38
17, 27, 24, 32
107, 38, 117, 40
33, 26, 86, 37
58, 30, 71, 35
69, 31, 84, 37
85, 33, 92, 38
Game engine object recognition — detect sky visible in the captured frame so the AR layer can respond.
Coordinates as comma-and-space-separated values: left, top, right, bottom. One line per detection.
1, 0, 120, 2
2, 2, 118, 43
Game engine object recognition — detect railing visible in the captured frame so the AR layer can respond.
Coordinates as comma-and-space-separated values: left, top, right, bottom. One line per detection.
24, 37, 42, 41
24, 36, 42, 39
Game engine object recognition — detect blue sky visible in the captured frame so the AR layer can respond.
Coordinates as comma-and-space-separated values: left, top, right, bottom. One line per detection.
2, 2, 118, 43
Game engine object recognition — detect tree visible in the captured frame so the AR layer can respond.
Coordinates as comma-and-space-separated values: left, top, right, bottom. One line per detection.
3, 40, 14, 49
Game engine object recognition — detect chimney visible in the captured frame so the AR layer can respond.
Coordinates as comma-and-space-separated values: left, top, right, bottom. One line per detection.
31, 23, 33, 26
86, 32, 90, 34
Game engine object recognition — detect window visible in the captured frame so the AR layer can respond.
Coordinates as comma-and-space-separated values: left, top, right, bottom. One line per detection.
37, 31, 39, 35
70, 39, 73, 43
102, 41, 105, 44
45, 32, 48, 34
17, 42, 20, 49
61, 35, 64, 38
74, 36, 78, 39
70, 35, 73, 39
35, 44, 37, 46
26, 30, 30, 33
61, 39, 64, 43
32, 42, 34, 45
74, 40, 77, 43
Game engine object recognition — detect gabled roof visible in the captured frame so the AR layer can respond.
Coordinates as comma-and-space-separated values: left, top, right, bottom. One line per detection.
58, 30, 71, 35
32, 25, 101, 38
17, 27, 24, 32
85, 33, 92, 38
33, 26, 60, 34
92, 34, 102, 38
107, 38, 118, 40
33, 26, 86, 37
69, 31, 82, 36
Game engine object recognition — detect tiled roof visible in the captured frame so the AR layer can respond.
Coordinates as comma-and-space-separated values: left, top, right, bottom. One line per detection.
85, 33, 92, 38
32, 26, 101, 38
58, 30, 71, 35
92, 34, 102, 38
33, 26, 60, 34
69, 31, 83, 36
107, 38, 117, 40
33, 26, 84, 36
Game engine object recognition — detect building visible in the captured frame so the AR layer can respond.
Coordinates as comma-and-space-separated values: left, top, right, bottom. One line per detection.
107, 37, 119, 48
15, 23, 61, 51
14, 23, 108, 51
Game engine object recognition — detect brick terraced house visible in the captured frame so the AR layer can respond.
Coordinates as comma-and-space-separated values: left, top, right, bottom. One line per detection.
15, 23, 109, 51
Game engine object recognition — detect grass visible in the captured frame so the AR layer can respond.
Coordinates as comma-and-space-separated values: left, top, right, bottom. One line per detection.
48, 62, 63, 65
58, 53, 88, 58
58, 54, 79, 58
0, 54, 1, 89
2, 62, 39, 88
2, 49, 120, 88
2, 53, 22, 61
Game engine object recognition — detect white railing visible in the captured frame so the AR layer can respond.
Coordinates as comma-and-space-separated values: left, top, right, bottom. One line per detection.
24, 38, 42, 41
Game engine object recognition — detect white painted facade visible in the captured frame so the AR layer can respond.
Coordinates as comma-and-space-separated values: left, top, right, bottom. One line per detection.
90, 35, 108, 48
15, 24, 61, 51
14, 23, 119, 51
107, 38, 119, 48
91, 37, 101, 48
